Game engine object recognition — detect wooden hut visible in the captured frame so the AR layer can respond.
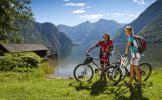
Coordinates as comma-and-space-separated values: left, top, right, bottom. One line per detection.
0, 44, 48, 57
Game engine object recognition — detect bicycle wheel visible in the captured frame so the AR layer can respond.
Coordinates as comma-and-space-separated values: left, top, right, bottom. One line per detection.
134, 63, 152, 82
107, 66, 122, 85
73, 64, 94, 82
110, 62, 126, 81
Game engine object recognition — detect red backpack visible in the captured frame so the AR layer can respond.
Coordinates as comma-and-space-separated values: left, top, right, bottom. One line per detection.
133, 35, 147, 53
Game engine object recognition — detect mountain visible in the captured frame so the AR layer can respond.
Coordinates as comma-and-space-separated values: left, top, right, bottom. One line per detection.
112, 0, 162, 64
139, 13, 162, 43
137, 13, 162, 63
58, 21, 93, 43
114, 0, 162, 42
58, 19, 122, 44
9, 21, 72, 57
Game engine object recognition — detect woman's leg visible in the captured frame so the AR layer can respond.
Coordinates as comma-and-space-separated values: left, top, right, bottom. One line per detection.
128, 64, 134, 85
134, 53, 141, 84
134, 65, 141, 84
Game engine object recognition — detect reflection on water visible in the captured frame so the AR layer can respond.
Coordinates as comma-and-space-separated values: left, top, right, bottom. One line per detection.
48, 43, 117, 77
48, 43, 162, 77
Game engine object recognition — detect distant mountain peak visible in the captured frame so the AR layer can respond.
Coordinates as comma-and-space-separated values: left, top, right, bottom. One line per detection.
84, 20, 91, 24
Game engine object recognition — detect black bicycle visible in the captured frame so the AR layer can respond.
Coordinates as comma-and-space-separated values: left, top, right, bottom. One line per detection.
73, 52, 122, 84
107, 51, 152, 85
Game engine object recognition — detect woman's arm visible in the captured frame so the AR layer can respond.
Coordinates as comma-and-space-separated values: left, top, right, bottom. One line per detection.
124, 42, 131, 56
87, 45, 96, 52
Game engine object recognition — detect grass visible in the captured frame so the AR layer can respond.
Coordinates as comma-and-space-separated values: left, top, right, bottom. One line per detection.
0, 68, 162, 100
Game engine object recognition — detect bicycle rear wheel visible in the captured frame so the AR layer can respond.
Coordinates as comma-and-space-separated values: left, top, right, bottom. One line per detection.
134, 63, 152, 82
107, 66, 122, 86
73, 64, 94, 82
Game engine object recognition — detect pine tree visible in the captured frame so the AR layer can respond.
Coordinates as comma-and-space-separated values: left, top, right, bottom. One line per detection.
0, 0, 33, 43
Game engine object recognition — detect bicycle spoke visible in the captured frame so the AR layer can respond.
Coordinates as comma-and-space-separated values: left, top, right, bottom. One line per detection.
74, 64, 93, 82
107, 66, 122, 85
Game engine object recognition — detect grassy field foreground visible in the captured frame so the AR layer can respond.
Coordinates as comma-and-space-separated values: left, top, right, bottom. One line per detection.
0, 68, 162, 100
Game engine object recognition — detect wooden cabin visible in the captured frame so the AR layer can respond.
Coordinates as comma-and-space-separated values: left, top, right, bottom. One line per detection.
0, 44, 48, 57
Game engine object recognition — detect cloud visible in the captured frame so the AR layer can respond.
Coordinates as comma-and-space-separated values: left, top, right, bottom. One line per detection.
107, 13, 138, 18
132, 0, 145, 5
73, 9, 86, 14
65, 2, 86, 7
80, 14, 103, 20
64, 0, 70, 2
151, 0, 157, 3
107, 13, 125, 18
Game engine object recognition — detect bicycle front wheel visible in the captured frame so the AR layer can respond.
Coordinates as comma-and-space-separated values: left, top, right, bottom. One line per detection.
134, 63, 152, 82
107, 66, 122, 86
73, 64, 94, 82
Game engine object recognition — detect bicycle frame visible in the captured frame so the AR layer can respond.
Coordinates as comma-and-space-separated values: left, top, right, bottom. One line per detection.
83, 53, 109, 71
119, 57, 130, 76
111, 51, 131, 76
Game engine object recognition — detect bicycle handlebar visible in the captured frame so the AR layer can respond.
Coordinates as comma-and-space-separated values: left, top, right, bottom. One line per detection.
85, 49, 126, 62
85, 52, 109, 62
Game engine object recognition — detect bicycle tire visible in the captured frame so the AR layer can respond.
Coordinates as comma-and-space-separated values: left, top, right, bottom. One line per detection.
73, 64, 94, 82
134, 63, 152, 82
107, 66, 122, 86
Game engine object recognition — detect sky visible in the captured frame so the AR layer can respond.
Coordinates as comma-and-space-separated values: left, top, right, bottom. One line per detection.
31, 0, 157, 26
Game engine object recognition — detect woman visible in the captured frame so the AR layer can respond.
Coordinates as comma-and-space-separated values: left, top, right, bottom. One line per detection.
86, 33, 113, 81
124, 26, 141, 87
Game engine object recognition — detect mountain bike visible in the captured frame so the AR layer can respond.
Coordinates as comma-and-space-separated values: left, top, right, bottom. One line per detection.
107, 51, 152, 85
73, 52, 122, 84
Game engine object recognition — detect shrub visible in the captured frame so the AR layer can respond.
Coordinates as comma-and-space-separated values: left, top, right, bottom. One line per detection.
0, 52, 43, 71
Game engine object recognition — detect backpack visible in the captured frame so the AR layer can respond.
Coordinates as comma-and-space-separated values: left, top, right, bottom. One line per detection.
133, 35, 147, 53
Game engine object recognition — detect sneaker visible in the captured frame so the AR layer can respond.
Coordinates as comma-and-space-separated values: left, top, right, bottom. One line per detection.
125, 82, 133, 88
135, 84, 141, 88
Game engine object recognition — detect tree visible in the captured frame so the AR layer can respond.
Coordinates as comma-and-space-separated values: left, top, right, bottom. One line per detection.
0, 0, 33, 43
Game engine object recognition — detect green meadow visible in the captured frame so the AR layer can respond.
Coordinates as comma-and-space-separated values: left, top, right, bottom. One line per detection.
0, 67, 161, 100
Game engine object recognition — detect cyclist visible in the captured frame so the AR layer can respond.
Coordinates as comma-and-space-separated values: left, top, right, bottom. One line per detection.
86, 33, 113, 80
124, 26, 141, 87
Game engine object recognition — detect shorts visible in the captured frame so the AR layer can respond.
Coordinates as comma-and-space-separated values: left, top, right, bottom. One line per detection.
130, 53, 141, 65
99, 55, 110, 65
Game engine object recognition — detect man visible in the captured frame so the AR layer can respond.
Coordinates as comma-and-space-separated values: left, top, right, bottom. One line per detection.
124, 26, 141, 87
86, 33, 113, 80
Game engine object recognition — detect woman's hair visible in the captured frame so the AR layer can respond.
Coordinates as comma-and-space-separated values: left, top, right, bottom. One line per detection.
103, 33, 110, 40
125, 26, 134, 35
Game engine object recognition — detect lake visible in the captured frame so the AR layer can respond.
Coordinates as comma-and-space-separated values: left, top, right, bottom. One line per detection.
48, 43, 162, 78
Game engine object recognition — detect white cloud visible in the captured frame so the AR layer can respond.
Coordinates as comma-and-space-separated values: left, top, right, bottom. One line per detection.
151, 0, 157, 3
64, 0, 70, 2
133, 0, 145, 5
127, 14, 138, 17
107, 13, 138, 18
80, 14, 103, 20
73, 9, 86, 14
65, 2, 86, 7
107, 13, 125, 18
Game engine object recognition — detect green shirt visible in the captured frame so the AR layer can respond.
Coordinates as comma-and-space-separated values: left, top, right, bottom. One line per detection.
128, 35, 138, 53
